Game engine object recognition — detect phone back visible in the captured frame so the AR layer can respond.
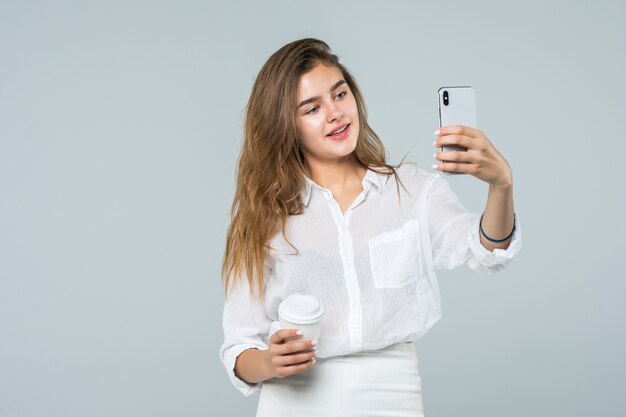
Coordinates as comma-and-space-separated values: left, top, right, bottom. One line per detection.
438, 86, 476, 129
437, 86, 477, 175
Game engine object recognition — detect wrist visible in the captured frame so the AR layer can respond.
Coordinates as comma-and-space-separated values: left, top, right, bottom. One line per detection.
488, 162, 513, 191
489, 179, 512, 193
260, 349, 275, 381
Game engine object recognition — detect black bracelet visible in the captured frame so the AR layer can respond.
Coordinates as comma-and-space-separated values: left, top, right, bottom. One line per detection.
479, 213, 516, 243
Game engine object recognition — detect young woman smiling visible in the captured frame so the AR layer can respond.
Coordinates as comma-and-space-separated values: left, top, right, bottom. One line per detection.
219, 38, 521, 417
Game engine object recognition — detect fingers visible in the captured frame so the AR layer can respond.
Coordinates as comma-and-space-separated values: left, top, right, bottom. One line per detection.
274, 337, 316, 357
435, 125, 491, 153
274, 356, 316, 379
434, 134, 476, 150
434, 150, 477, 164
433, 126, 512, 183
268, 332, 317, 378
268, 328, 317, 377
433, 126, 487, 175
437, 125, 481, 138
269, 328, 302, 346
433, 160, 478, 174
433, 148, 479, 173
270, 328, 314, 348
272, 347, 317, 367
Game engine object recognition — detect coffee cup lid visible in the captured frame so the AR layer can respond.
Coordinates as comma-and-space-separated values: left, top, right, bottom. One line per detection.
278, 293, 324, 325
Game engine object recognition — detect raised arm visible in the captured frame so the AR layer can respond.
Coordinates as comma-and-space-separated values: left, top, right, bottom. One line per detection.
433, 125, 515, 252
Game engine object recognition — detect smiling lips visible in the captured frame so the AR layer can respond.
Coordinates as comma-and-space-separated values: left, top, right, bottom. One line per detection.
326, 123, 350, 140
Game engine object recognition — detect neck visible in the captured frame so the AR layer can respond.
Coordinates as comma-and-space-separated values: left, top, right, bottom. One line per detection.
304, 155, 366, 191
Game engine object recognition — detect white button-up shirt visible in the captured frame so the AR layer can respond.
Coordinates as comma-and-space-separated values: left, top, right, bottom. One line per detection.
219, 164, 522, 396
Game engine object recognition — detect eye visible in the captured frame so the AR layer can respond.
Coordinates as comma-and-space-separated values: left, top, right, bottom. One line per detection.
305, 106, 318, 115
336, 91, 347, 99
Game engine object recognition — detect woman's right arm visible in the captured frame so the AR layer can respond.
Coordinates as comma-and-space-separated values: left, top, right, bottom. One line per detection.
234, 347, 271, 384
220, 263, 316, 396
235, 329, 316, 384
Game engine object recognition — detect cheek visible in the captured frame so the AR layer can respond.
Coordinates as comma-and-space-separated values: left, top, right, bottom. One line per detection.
297, 121, 318, 151
349, 99, 359, 119
299, 117, 325, 138
352, 123, 360, 139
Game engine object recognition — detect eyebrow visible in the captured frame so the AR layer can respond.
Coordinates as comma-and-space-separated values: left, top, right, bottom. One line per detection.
298, 80, 347, 109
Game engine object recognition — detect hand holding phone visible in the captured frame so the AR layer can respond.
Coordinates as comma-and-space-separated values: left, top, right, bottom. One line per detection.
437, 86, 477, 175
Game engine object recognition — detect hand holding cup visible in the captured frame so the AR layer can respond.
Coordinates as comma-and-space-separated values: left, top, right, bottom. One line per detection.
263, 329, 317, 379
263, 293, 324, 380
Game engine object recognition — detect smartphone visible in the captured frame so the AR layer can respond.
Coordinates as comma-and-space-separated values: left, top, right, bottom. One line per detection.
437, 86, 477, 174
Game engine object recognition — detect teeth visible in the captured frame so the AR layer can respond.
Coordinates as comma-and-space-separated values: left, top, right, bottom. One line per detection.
329, 125, 348, 135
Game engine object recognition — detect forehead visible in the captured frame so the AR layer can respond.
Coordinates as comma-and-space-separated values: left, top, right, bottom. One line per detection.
297, 64, 344, 97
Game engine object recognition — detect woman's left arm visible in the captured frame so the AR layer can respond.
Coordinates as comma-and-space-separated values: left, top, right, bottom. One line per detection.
433, 125, 515, 252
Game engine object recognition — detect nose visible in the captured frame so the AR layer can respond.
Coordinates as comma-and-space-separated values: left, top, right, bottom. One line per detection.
326, 102, 343, 122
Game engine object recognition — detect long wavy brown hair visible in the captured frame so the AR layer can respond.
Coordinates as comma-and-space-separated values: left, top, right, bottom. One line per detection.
222, 38, 405, 300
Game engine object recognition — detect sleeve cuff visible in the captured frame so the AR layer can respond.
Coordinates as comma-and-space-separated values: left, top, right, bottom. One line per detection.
467, 213, 522, 273
222, 342, 269, 397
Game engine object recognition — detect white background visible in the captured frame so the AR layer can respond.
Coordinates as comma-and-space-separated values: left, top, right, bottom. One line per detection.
1, 1, 624, 416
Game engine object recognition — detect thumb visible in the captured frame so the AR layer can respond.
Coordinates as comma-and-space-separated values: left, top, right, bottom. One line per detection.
269, 328, 302, 345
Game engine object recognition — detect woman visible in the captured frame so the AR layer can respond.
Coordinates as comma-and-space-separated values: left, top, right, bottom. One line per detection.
219, 38, 521, 417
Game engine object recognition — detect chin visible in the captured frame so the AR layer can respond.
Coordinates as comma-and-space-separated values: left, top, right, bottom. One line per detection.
333, 142, 358, 160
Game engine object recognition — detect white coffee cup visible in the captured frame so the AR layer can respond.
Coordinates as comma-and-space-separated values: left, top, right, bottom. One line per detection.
278, 293, 324, 343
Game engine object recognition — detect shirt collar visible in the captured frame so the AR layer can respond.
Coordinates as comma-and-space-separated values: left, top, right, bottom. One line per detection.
299, 168, 390, 206
300, 178, 313, 206
363, 168, 390, 194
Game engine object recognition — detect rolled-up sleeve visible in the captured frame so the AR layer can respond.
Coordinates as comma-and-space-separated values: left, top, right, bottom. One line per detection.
466, 212, 521, 273
426, 173, 522, 273
219, 264, 272, 396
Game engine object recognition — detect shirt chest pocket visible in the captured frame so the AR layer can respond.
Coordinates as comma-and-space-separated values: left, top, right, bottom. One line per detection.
367, 220, 423, 289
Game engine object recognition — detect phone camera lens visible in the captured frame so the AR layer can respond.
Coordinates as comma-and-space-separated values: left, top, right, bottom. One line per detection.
443, 90, 449, 106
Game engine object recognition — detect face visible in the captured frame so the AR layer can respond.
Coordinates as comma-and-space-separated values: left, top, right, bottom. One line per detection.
295, 64, 360, 166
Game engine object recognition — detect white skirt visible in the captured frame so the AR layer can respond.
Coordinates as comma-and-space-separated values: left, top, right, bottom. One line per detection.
256, 341, 425, 417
